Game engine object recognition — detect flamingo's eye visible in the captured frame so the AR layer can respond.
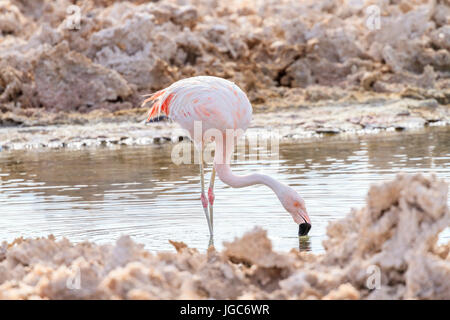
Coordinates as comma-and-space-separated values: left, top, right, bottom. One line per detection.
293, 201, 300, 208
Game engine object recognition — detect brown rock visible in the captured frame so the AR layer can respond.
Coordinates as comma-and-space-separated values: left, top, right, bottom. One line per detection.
34, 42, 133, 111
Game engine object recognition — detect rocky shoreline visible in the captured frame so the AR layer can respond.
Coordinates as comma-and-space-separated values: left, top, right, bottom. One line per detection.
1, 0, 449, 150
1, 0, 449, 127
1, 97, 449, 151
0, 173, 448, 299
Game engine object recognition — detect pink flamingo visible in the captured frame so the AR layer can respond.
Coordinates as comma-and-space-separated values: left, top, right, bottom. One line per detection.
142, 76, 311, 237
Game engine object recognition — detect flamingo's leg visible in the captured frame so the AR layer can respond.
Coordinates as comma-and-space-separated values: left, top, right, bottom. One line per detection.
208, 165, 216, 232
199, 147, 213, 235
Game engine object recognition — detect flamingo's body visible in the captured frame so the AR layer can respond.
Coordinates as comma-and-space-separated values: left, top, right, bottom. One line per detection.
144, 76, 252, 141
143, 76, 311, 237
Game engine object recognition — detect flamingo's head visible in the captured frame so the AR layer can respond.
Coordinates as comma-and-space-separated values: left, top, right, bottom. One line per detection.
281, 187, 311, 236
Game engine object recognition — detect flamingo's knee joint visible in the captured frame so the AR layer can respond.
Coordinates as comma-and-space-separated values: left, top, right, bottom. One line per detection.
208, 188, 215, 205
201, 193, 208, 208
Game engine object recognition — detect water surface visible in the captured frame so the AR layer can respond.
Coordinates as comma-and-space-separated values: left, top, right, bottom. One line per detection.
1, 127, 449, 253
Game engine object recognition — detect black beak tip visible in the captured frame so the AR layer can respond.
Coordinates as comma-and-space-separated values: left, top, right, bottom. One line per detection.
298, 223, 311, 236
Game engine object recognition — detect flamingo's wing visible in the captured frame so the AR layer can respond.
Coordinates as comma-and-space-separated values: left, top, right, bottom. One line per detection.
142, 76, 252, 131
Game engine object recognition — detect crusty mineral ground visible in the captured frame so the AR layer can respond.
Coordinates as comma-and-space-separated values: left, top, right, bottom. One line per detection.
0, 0, 449, 126
0, 173, 448, 299
1, 98, 449, 150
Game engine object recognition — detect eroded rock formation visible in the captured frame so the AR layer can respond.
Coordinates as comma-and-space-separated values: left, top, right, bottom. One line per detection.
0, 0, 449, 121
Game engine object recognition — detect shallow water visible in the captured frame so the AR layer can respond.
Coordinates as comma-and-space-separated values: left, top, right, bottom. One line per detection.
0, 127, 449, 253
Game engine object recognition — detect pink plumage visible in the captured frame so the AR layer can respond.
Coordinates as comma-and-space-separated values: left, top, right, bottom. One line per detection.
143, 76, 252, 142
143, 76, 311, 238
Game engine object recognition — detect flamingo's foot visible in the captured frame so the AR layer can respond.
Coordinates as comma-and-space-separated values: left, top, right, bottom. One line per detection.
201, 193, 208, 208
208, 187, 215, 206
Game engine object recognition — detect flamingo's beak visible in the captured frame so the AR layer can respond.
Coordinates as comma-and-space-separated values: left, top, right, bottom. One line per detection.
298, 222, 311, 236
298, 209, 311, 236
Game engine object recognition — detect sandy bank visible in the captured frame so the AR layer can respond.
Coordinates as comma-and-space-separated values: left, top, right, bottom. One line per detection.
0, 173, 448, 300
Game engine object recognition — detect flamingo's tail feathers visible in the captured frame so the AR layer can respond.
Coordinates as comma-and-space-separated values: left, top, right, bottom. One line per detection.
141, 90, 164, 108
142, 90, 174, 122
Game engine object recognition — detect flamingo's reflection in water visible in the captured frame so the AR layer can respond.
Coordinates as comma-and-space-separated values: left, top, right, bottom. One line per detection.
299, 236, 311, 252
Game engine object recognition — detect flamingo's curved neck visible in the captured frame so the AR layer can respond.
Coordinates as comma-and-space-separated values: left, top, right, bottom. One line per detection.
213, 136, 286, 197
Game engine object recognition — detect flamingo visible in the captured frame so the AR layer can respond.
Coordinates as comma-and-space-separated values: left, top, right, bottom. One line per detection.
142, 76, 311, 237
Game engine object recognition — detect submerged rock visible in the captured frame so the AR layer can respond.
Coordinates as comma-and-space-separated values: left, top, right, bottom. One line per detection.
0, 173, 448, 299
